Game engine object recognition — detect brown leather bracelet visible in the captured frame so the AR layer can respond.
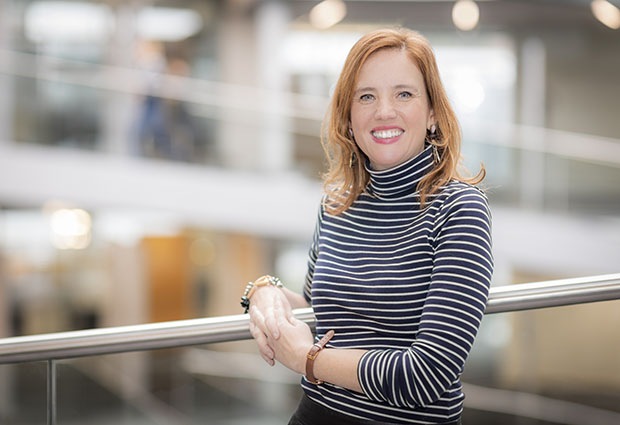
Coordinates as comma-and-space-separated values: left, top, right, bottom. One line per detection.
305, 330, 335, 384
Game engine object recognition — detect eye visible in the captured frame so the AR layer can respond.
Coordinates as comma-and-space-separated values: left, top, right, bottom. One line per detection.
359, 93, 375, 102
397, 91, 412, 99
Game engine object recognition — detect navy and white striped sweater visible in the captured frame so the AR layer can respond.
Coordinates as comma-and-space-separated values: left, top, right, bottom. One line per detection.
301, 144, 493, 424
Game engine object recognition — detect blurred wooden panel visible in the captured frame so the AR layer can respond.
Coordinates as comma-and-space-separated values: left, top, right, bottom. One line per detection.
142, 235, 192, 323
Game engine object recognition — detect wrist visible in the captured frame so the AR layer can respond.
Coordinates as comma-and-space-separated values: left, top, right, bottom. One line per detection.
305, 330, 335, 384
240, 275, 283, 313
297, 343, 314, 375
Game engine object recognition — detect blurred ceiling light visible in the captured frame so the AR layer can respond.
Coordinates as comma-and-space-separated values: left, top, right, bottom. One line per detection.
591, 0, 620, 29
137, 7, 203, 41
452, 0, 480, 31
25, 1, 114, 43
50, 208, 92, 250
309, 0, 347, 30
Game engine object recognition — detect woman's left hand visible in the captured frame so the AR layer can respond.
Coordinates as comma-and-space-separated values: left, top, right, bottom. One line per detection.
252, 296, 314, 375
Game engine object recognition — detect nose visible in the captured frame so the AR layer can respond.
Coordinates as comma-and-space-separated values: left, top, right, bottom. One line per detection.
374, 97, 397, 120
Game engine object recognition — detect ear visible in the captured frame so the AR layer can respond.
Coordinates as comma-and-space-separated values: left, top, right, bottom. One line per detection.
427, 108, 436, 129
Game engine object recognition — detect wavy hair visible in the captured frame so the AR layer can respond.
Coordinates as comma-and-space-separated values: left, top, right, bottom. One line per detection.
321, 28, 485, 215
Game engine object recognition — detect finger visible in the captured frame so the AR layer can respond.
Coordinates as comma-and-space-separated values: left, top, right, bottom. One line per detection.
286, 307, 297, 325
258, 343, 275, 366
249, 305, 263, 324
264, 306, 279, 340
249, 306, 268, 334
249, 322, 275, 365
258, 341, 275, 366
273, 295, 296, 325
274, 297, 290, 328
269, 296, 290, 339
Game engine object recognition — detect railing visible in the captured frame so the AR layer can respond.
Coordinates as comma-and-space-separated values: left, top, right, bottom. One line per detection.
2, 273, 620, 364
1, 273, 620, 424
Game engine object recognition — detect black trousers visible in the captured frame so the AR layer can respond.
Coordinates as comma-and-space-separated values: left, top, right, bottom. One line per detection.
288, 394, 462, 425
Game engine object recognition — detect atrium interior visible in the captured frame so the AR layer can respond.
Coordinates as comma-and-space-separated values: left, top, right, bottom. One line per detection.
0, 1, 619, 424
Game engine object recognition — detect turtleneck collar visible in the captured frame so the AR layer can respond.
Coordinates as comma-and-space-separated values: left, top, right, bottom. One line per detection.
365, 144, 434, 199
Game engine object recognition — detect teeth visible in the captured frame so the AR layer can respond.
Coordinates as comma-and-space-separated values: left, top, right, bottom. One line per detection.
372, 129, 403, 139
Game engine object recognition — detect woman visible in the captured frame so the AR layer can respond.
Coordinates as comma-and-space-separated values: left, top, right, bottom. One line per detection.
244, 28, 493, 425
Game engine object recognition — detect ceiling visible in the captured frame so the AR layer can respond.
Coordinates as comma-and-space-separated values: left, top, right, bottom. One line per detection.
285, 0, 620, 32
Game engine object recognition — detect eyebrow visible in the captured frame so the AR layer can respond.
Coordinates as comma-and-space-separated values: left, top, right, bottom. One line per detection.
354, 84, 421, 95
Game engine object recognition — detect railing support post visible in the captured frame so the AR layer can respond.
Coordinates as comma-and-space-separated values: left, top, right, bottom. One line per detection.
47, 359, 56, 425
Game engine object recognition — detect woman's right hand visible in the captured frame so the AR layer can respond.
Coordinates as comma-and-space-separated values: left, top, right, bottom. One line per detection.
247, 280, 295, 366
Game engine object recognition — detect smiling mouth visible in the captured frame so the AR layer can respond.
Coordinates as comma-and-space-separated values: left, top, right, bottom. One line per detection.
371, 129, 404, 139
371, 128, 404, 143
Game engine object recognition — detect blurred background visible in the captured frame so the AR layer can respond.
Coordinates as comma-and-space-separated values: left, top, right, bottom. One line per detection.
0, 0, 619, 424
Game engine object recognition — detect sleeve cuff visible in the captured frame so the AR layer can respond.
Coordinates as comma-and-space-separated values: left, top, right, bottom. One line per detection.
357, 349, 388, 403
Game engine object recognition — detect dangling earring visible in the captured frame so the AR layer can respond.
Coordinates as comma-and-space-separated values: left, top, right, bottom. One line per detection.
349, 151, 357, 168
432, 145, 441, 165
427, 124, 441, 165
348, 127, 357, 167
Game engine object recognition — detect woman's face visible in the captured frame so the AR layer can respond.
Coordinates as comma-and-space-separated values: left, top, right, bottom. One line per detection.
350, 48, 434, 171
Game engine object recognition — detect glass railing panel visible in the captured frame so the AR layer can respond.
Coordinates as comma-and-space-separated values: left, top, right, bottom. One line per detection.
12, 75, 103, 152
174, 341, 303, 424
548, 156, 620, 215
3, 50, 324, 174
30, 343, 302, 424
4, 49, 620, 217
462, 138, 620, 216
0, 361, 47, 425
462, 299, 620, 424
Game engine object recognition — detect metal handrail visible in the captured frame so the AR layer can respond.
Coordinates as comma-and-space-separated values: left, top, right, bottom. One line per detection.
1, 273, 620, 364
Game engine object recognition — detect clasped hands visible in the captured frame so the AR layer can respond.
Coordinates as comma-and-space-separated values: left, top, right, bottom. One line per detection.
248, 285, 313, 375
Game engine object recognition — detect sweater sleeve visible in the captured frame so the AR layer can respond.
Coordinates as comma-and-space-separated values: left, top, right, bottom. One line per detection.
357, 187, 493, 408
303, 201, 325, 303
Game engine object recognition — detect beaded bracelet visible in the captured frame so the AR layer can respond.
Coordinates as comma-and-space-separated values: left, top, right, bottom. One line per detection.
240, 275, 283, 313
